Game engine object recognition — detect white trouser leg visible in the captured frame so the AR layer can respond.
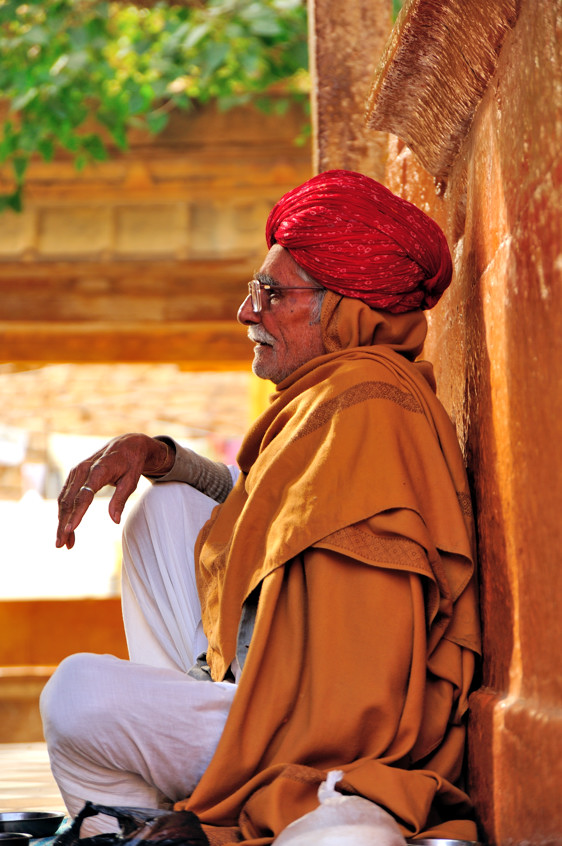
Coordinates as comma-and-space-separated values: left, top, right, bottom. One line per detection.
40, 653, 236, 835
121, 482, 217, 671
41, 482, 232, 835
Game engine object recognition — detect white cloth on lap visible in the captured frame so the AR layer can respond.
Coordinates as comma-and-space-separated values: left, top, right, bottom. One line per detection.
40, 653, 236, 833
121, 481, 217, 671
41, 482, 237, 836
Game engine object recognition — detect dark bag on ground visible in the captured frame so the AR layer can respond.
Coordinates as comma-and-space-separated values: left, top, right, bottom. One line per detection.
54, 802, 209, 846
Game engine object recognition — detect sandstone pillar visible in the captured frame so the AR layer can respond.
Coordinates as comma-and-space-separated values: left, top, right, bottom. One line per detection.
365, 1, 562, 842
308, 0, 392, 176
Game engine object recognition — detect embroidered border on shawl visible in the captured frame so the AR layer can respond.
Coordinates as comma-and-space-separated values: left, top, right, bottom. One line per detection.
456, 491, 473, 518
318, 524, 430, 574
292, 381, 423, 443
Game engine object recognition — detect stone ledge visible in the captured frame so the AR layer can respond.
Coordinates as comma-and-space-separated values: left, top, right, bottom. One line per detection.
0, 667, 56, 743
0, 321, 251, 365
0, 598, 128, 666
469, 687, 562, 844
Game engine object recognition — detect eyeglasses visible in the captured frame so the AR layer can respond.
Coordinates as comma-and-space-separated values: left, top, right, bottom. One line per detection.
248, 279, 318, 313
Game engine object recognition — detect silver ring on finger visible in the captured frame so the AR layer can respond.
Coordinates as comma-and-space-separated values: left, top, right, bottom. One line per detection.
80, 485, 95, 494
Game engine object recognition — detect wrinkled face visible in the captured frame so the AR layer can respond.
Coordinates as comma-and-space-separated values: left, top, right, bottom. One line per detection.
237, 245, 325, 384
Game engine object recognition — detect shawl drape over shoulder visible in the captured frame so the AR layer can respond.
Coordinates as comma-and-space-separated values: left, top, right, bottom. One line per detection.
176, 294, 481, 845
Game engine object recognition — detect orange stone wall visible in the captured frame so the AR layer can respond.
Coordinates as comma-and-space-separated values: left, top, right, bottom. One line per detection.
382, 3, 562, 843
311, 0, 561, 840
0, 103, 311, 367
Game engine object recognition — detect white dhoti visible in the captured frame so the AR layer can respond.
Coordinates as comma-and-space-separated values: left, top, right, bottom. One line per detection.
40, 482, 237, 835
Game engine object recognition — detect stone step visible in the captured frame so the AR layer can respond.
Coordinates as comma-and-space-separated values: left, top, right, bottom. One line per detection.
0, 598, 128, 667
0, 667, 55, 743
0, 598, 129, 742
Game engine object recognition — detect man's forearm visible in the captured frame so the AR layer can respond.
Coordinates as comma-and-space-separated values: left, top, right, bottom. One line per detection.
145, 437, 234, 503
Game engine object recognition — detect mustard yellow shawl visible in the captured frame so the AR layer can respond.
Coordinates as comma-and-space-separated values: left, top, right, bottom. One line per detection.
177, 294, 481, 844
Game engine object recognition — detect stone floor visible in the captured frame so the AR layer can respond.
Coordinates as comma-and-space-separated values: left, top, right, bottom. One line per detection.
0, 743, 65, 814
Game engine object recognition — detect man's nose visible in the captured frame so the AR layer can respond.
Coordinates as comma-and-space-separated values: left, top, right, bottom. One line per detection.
237, 294, 260, 325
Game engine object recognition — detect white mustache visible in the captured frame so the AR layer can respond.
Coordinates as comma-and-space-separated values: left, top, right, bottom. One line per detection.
248, 327, 275, 345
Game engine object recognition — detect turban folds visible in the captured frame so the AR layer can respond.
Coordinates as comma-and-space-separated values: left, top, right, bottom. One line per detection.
266, 169, 453, 313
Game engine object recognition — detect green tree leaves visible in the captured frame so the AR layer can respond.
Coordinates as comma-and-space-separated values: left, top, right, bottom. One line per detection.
0, 0, 309, 208
392, 0, 406, 21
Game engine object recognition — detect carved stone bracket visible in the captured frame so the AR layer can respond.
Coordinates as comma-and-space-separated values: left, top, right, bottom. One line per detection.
366, 0, 520, 180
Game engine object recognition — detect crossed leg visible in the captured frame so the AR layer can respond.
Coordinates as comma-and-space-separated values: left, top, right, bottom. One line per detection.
41, 482, 236, 835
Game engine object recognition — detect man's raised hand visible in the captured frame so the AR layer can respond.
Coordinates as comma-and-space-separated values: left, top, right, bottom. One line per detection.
56, 433, 173, 549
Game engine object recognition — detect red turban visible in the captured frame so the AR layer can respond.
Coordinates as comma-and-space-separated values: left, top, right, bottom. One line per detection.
266, 169, 453, 313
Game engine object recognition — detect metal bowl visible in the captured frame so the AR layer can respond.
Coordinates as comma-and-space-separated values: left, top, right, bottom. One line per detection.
0, 835, 33, 846
407, 841, 482, 846
0, 813, 65, 838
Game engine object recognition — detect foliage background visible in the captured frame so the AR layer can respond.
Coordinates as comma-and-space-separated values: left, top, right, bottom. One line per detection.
0, 0, 309, 210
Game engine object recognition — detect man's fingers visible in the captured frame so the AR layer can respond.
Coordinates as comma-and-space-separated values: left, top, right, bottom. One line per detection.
55, 434, 151, 548
108, 476, 139, 525
56, 453, 105, 540
56, 482, 96, 547
66, 484, 96, 530
56, 480, 78, 547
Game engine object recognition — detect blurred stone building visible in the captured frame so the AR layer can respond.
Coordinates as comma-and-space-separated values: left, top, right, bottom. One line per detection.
0, 101, 311, 739
0, 103, 312, 499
